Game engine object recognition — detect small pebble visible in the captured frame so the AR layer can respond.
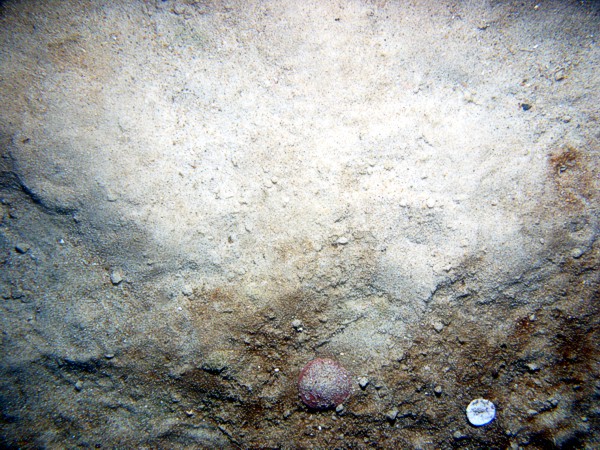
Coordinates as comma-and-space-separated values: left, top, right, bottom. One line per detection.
104, 353, 115, 359
571, 248, 584, 259
426, 198, 436, 208
335, 404, 345, 414
74, 381, 84, 391
336, 236, 349, 245
433, 322, 444, 333
15, 243, 30, 254
434, 385, 443, 396
358, 377, 369, 389
291, 319, 303, 331
386, 408, 399, 421
182, 285, 193, 296
466, 398, 496, 426
110, 269, 123, 285
453, 430, 467, 440
526, 362, 540, 372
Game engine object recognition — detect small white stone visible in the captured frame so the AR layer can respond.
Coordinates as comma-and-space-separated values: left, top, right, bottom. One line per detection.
433, 322, 444, 333
110, 269, 123, 285
291, 319, 303, 330
336, 236, 349, 245
358, 377, 369, 389
426, 198, 436, 208
466, 398, 496, 426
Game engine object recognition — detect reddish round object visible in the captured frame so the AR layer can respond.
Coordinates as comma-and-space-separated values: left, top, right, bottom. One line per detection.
298, 358, 352, 410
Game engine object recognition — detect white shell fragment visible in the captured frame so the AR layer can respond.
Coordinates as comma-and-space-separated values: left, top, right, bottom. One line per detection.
466, 398, 496, 426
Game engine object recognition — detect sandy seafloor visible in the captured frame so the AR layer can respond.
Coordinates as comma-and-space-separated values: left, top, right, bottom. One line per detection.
0, 0, 599, 448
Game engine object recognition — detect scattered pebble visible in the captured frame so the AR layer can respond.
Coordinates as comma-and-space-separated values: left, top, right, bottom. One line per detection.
426, 198, 436, 208
386, 408, 399, 421
74, 380, 84, 391
291, 319, 303, 331
336, 236, 349, 245
392, 350, 405, 362
15, 243, 30, 254
104, 353, 115, 359
434, 385, 443, 396
466, 398, 496, 426
201, 350, 231, 374
110, 269, 123, 285
358, 377, 370, 389
571, 248, 584, 259
526, 362, 540, 373
453, 430, 467, 440
433, 322, 444, 333
182, 285, 193, 296
335, 404, 345, 414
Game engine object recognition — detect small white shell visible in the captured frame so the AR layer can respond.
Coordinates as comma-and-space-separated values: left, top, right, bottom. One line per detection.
466, 398, 496, 426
